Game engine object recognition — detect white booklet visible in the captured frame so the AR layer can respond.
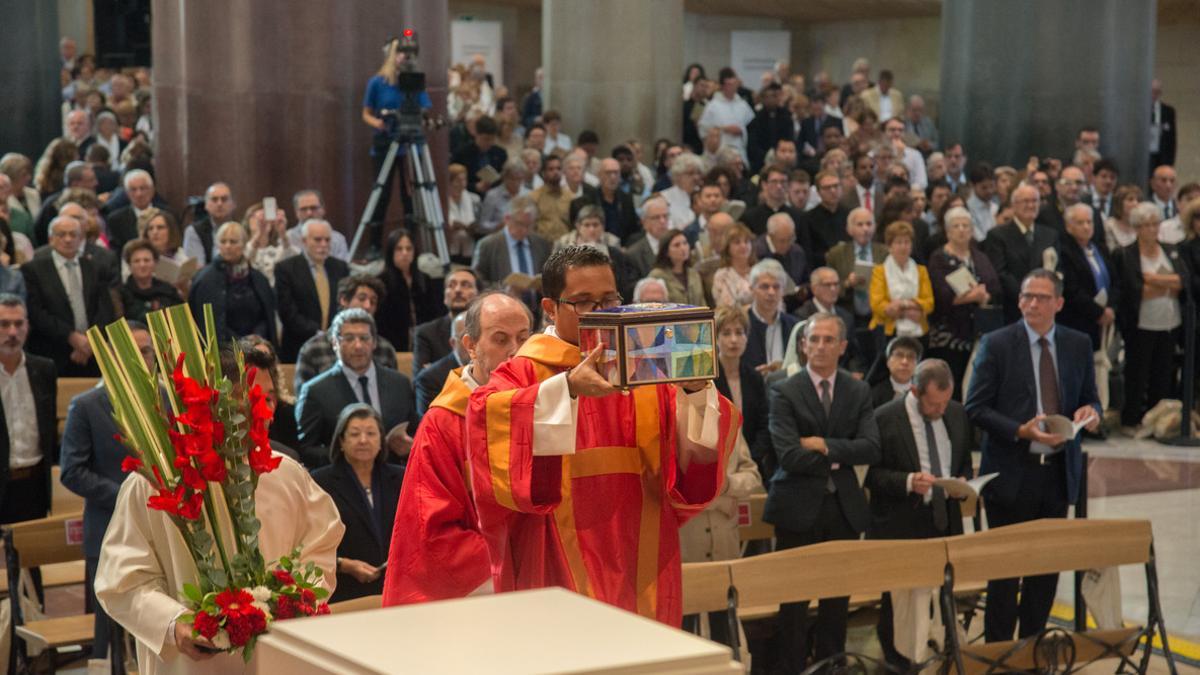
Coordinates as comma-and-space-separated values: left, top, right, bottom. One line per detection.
155, 256, 199, 285
945, 266, 976, 296
853, 258, 875, 282
933, 472, 999, 500
1042, 413, 1095, 439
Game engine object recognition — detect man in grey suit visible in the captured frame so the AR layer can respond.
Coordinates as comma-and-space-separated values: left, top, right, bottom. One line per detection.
624, 195, 672, 279
296, 309, 417, 469
765, 312, 881, 672
59, 321, 157, 660
866, 358, 974, 669
471, 195, 551, 294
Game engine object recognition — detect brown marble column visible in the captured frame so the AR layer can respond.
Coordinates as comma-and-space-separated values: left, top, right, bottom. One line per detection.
151, 0, 448, 254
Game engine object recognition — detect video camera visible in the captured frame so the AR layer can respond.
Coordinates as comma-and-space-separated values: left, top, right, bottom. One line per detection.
381, 29, 428, 144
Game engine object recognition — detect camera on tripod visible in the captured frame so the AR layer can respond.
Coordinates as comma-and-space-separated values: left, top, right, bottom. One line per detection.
381, 29, 427, 144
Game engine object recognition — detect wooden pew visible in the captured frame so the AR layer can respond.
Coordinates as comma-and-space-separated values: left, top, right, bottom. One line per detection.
55, 377, 99, 436
943, 518, 1170, 675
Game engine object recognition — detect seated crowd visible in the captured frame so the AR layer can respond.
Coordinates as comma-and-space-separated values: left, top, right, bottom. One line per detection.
0, 51, 1189, 672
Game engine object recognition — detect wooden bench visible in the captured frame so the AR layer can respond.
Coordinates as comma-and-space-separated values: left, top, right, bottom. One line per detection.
55, 377, 99, 436
329, 593, 382, 615
943, 518, 1172, 675
3, 513, 93, 672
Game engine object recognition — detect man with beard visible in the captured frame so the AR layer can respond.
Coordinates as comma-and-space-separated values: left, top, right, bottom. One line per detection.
383, 292, 533, 604
412, 267, 480, 373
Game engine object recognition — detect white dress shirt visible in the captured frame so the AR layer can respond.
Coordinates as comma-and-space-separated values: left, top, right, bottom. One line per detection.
341, 361, 382, 416
0, 354, 41, 468
752, 305, 784, 365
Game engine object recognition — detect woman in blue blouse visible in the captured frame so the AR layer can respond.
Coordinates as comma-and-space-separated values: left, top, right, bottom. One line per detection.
361, 36, 432, 249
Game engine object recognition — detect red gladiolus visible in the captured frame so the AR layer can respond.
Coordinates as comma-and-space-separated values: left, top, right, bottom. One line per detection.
300, 587, 315, 605
197, 450, 227, 482
147, 484, 184, 516
178, 491, 205, 521
179, 465, 207, 491
248, 445, 281, 474
121, 456, 142, 473
192, 610, 221, 640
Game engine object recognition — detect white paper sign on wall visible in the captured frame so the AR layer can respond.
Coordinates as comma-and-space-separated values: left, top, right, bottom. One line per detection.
451, 19, 504, 87
730, 31, 791, 85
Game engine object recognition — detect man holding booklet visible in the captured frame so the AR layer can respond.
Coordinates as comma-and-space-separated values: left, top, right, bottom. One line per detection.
964, 268, 1101, 643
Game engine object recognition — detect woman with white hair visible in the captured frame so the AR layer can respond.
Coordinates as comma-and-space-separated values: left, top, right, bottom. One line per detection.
1114, 201, 1189, 433
926, 205, 1001, 397
188, 220, 278, 344
662, 152, 704, 229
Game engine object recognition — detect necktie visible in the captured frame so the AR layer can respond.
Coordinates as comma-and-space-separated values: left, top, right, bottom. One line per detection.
819, 379, 836, 493
1025, 226, 1035, 247
64, 259, 88, 332
854, 246, 871, 316
924, 418, 949, 533
1038, 337, 1060, 417
358, 375, 373, 408
314, 265, 330, 328
516, 239, 531, 274
863, 188, 872, 213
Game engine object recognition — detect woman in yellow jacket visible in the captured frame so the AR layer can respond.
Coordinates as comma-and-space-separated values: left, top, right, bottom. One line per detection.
869, 220, 935, 339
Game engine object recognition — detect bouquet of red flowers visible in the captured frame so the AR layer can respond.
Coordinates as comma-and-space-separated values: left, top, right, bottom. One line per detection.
89, 305, 331, 661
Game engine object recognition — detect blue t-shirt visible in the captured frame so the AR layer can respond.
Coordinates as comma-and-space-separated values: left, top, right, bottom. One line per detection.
363, 74, 433, 152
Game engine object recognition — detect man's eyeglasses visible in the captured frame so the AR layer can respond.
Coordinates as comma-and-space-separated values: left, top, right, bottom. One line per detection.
557, 296, 623, 313
1019, 292, 1055, 304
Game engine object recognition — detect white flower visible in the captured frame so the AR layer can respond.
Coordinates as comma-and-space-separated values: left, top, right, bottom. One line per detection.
211, 630, 231, 650
250, 586, 272, 603
252, 600, 273, 620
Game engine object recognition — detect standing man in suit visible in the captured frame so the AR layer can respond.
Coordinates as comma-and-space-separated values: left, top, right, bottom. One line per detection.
181, 182, 236, 265
22, 215, 116, 376
766, 312, 880, 672
296, 308, 417, 470
275, 218, 350, 362
472, 196, 552, 295
624, 196, 672, 279
413, 267, 480, 373
861, 70, 905, 122
103, 169, 157, 253
414, 313, 468, 419
825, 207, 887, 368
867, 359, 973, 669
983, 185, 1060, 325
744, 260, 799, 374
1149, 79, 1176, 170
964, 269, 1101, 643
59, 321, 155, 661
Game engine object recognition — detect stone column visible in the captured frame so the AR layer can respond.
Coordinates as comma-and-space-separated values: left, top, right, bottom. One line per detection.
151, 0, 448, 252
0, 0, 63, 159
939, 0, 1155, 185
543, 0, 682, 154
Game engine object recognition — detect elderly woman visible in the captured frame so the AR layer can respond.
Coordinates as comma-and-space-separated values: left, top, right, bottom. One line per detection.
926, 206, 1001, 398
648, 229, 707, 306
478, 157, 528, 234
311, 404, 404, 602
243, 200, 296, 286
1104, 184, 1143, 253
1115, 202, 1189, 433
377, 228, 443, 352
679, 317, 762, 651
870, 220, 934, 342
710, 223, 758, 309
447, 163, 480, 262
188, 220, 278, 344
119, 239, 183, 323
632, 277, 669, 303
663, 153, 705, 229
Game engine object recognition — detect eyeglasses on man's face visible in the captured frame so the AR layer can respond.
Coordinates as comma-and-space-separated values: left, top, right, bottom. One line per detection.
557, 295, 623, 314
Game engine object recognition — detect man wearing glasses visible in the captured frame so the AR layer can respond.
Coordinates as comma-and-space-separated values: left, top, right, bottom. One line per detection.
965, 269, 1100, 643
801, 169, 851, 268
466, 245, 740, 626
1038, 166, 1105, 248
286, 189, 352, 262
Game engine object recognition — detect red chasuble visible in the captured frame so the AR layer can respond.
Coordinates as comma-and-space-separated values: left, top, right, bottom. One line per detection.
382, 368, 492, 605
467, 333, 740, 626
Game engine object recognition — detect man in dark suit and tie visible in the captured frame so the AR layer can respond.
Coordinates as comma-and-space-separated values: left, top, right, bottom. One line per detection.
964, 269, 1101, 643
1057, 204, 1119, 353
795, 266, 863, 375
867, 358, 974, 669
296, 309, 417, 470
472, 195, 552, 296
102, 168, 158, 253
983, 184, 1060, 325
766, 312, 881, 672
1150, 79, 1176, 170
59, 321, 156, 660
825, 207, 887, 368
274, 218, 350, 363
21, 215, 116, 376
412, 268, 480, 373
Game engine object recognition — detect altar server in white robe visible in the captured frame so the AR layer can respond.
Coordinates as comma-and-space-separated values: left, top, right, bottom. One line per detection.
95, 455, 344, 674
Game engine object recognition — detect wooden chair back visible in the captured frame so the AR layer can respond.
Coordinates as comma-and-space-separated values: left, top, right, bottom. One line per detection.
944, 518, 1152, 585
51, 465, 85, 515
56, 377, 99, 435
680, 561, 733, 615
278, 363, 297, 395
3, 512, 86, 568
730, 538, 946, 608
396, 351, 414, 378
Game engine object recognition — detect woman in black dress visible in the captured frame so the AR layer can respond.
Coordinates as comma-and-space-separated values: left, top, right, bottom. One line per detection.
376, 228, 444, 351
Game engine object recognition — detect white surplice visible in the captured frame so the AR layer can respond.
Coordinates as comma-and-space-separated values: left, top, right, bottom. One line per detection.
96, 454, 344, 675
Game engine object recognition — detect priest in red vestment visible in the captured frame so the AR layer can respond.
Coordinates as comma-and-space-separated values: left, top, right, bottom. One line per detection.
467, 245, 741, 626
383, 292, 533, 605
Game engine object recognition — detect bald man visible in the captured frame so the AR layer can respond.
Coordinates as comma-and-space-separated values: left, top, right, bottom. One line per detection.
982, 184, 1060, 324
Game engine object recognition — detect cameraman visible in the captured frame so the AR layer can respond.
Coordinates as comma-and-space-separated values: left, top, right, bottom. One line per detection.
361, 37, 432, 246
